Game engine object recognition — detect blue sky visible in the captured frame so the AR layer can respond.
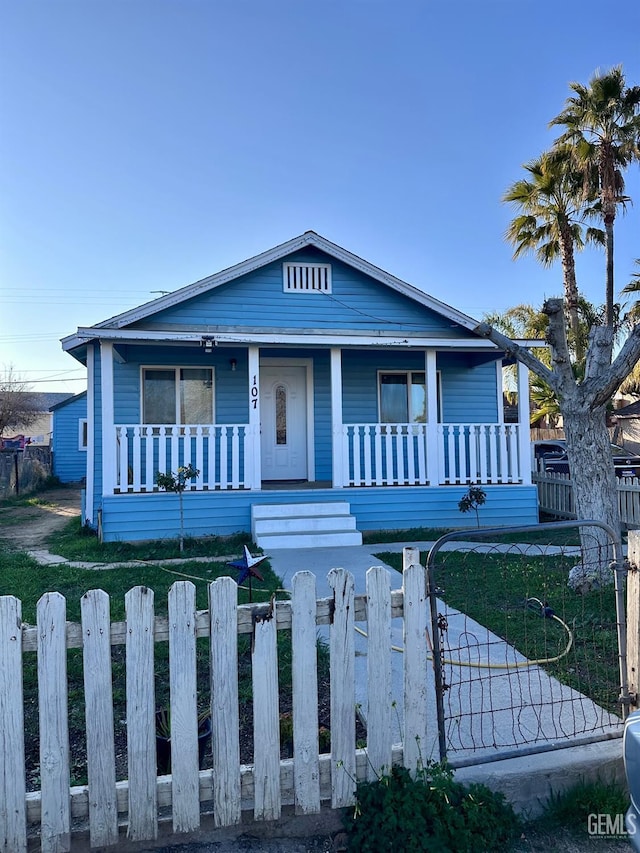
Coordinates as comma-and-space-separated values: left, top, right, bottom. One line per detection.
2, 0, 640, 393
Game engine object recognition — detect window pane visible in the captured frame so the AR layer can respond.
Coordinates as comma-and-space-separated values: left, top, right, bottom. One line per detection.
276, 384, 287, 444
411, 373, 426, 423
144, 370, 176, 423
380, 374, 408, 422
180, 368, 213, 423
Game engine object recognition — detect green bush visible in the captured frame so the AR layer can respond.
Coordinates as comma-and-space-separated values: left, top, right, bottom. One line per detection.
344, 762, 520, 852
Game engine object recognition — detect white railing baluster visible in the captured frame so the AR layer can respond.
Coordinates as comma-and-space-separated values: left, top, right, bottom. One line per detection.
353, 426, 362, 486
374, 425, 383, 486
159, 425, 167, 479
118, 426, 129, 492
488, 425, 497, 484
145, 427, 154, 491
231, 426, 240, 488
220, 427, 228, 488
132, 426, 142, 492
195, 426, 205, 489
170, 426, 180, 474
208, 426, 217, 489
385, 426, 394, 485
363, 426, 372, 486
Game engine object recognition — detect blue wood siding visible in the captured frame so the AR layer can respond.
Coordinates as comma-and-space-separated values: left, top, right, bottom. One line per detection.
132, 248, 469, 338
341, 350, 500, 424
111, 346, 250, 424
99, 485, 539, 542
438, 354, 499, 423
52, 394, 87, 483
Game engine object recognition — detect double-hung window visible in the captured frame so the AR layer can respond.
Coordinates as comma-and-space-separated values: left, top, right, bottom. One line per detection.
378, 372, 427, 424
142, 368, 214, 424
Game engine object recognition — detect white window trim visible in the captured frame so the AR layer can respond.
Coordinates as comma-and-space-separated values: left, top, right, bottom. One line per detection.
140, 366, 216, 424
282, 261, 332, 293
78, 418, 88, 451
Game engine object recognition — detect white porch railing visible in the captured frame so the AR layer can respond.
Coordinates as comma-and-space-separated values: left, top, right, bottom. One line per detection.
342, 423, 522, 487
114, 424, 251, 493
438, 423, 521, 485
342, 424, 429, 486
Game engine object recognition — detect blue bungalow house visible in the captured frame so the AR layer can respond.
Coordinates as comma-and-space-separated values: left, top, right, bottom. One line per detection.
61, 232, 538, 546
50, 392, 88, 484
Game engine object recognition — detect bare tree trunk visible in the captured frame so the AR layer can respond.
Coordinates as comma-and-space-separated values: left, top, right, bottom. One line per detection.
561, 402, 619, 590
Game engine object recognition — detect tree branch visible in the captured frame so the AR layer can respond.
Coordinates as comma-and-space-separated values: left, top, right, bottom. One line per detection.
583, 324, 640, 409
472, 322, 557, 390
541, 298, 576, 388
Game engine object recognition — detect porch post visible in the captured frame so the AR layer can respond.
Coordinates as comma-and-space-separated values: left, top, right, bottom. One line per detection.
425, 350, 439, 485
100, 341, 115, 496
517, 360, 531, 485
248, 345, 261, 490
330, 348, 344, 488
85, 344, 95, 524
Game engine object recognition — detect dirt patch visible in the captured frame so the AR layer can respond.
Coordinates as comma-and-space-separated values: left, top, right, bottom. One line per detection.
0, 485, 82, 550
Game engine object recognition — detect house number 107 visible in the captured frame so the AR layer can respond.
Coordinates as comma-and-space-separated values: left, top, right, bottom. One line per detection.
251, 376, 259, 409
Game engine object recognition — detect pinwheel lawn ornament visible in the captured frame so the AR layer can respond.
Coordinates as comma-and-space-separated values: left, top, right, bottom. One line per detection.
227, 545, 268, 601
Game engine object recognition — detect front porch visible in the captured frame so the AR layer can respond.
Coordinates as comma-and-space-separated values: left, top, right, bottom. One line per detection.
111, 420, 529, 495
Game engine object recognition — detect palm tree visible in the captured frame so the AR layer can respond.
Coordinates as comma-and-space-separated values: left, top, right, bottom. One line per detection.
619, 259, 640, 393
502, 149, 603, 362
550, 65, 640, 327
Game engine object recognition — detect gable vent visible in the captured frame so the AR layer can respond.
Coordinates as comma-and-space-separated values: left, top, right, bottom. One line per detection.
283, 262, 332, 293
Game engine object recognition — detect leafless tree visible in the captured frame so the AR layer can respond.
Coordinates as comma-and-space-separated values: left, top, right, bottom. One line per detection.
0, 366, 40, 437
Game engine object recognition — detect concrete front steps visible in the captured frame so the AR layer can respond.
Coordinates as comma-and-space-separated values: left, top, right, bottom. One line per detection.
251, 501, 363, 549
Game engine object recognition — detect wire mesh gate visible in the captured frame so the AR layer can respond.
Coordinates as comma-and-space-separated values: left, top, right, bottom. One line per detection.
425, 520, 629, 767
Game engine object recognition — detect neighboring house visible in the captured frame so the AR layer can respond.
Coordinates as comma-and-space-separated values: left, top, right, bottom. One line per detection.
61, 231, 539, 546
10, 392, 75, 446
50, 392, 88, 483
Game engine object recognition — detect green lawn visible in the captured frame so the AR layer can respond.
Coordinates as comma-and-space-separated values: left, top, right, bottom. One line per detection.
363, 524, 584, 547
45, 517, 255, 563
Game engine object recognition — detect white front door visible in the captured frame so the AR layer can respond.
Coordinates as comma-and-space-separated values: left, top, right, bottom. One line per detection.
261, 365, 308, 481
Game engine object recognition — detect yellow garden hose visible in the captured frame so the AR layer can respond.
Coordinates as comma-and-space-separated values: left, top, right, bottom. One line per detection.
355, 596, 574, 670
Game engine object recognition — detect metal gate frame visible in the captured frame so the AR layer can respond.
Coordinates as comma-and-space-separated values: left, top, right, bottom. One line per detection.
425, 519, 629, 765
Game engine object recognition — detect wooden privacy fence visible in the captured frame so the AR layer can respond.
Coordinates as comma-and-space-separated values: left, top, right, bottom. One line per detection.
0, 561, 429, 852
533, 470, 640, 526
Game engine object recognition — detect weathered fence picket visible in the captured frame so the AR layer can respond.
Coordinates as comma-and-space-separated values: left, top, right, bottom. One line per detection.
366, 566, 392, 780
328, 569, 356, 809
81, 589, 118, 848
0, 595, 26, 853
252, 604, 281, 821
533, 470, 640, 525
291, 572, 321, 814
209, 577, 241, 828
168, 581, 200, 833
125, 585, 157, 841
37, 592, 71, 853
402, 551, 429, 774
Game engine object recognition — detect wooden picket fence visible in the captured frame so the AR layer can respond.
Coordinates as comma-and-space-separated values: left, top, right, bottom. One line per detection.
0, 560, 428, 852
533, 470, 640, 526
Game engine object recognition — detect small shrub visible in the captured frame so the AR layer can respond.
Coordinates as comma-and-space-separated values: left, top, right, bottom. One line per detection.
344, 762, 520, 852
457, 487, 487, 527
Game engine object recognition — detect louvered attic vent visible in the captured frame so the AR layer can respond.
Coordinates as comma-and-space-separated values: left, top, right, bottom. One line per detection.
283, 262, 332, 293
